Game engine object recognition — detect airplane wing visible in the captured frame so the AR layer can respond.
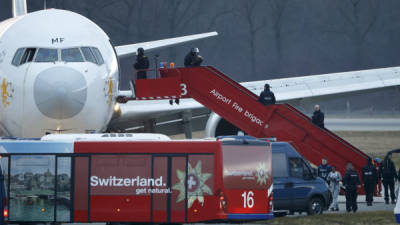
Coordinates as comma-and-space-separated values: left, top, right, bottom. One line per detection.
109, 66, 400, 134
115, 31, 218, 59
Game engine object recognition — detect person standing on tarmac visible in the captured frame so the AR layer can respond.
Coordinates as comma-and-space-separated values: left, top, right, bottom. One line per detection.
327, 165, 341, 211
184, 47, 203, 67
312, 104, 325, 128
258, 84, 276, 106
134, 47, 150, 80
380, 153, 397, 204
318, 158, 332, 183
343, 163, 361, 212
362, 157, 378, 206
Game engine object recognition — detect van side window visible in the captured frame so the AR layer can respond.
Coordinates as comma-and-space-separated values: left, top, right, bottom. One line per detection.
272, 153, 288, 177
289, 158, 304, 178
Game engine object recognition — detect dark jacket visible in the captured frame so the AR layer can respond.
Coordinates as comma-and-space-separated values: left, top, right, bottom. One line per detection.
312, 110, 325, 128
184, 52, 203, 67
318, 164, 332, 181
343, 169, 361, 191
380, 157, 397, 181
258, 89, 276, 105
362, 162, 378, 184
134, 54, 149, 79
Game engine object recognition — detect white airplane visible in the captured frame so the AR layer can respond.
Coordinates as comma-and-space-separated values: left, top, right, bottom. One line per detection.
0, 0, 400, 138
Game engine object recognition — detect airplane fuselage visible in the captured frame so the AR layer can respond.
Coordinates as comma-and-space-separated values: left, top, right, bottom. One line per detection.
0, 9, 118, 137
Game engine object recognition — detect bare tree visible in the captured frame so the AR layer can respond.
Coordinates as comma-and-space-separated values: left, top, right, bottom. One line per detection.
321, 0, 380, 69
235, 0, 267, 76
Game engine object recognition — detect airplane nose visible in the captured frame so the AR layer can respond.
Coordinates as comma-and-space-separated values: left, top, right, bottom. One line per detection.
34, 67, 87, 120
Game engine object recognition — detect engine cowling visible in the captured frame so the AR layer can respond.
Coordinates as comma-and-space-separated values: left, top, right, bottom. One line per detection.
205, 112, 241, 137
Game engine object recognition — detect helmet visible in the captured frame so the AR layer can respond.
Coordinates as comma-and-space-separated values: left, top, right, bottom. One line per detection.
137, 47, 144, 55
191, 47, 199, 54
264, 83, 270, 89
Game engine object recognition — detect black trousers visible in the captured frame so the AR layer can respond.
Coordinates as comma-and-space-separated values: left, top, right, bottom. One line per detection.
345, 188, 358, 212
383, 180, 395, 201
364, 182, 375, 203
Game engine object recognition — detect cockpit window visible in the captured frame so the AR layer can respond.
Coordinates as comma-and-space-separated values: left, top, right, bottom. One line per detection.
12, 48, 37, 66
91, 47, 104, 65
81, 47, 97, 64
61, 48, 84, 62
22, 48, 37, 64
12, 48, 25, 66
35, 48, 58, 62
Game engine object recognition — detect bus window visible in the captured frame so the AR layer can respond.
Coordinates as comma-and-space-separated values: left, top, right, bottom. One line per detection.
222, 145, 272, 189
56, 157, 71, 222
89, 155, 152, 221
9, 155, 55, 222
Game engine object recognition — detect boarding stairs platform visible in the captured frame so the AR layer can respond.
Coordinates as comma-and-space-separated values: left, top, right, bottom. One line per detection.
134, 66, 371, 193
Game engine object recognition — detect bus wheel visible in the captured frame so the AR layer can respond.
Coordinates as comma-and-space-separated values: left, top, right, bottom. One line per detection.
307, 197, 323, 215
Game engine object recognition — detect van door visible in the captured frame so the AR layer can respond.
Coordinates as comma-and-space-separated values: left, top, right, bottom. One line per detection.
272, 152, 291, 210
288, 157, 313, 209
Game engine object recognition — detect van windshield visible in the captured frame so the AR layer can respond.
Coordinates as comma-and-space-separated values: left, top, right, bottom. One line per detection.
222, 145, 271, 189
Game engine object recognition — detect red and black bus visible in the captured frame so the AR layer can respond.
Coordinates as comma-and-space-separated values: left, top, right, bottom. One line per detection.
0, 136, 272, 223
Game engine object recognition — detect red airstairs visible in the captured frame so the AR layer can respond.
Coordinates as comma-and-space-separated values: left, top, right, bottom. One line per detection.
134, 66, 373, 193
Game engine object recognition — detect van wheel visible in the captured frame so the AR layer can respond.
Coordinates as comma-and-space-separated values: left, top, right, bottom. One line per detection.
307, 197, 323, 215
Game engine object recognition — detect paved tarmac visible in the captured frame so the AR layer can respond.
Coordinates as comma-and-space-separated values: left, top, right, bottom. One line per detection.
325, 118, 400, 131
60, 195, 394, 225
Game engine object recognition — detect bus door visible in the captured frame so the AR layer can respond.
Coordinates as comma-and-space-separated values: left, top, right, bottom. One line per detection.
152, 156, 187, 223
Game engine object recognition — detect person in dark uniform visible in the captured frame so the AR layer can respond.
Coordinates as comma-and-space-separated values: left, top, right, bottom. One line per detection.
134, 47, 150, 79
317, 157, 332, 183
258, 84, 276, 106
362, 157, 378, 206
312, 104, 325, 128
380, 153, 397, 204
184, 47, 203, 67
343, 163, 361, 212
